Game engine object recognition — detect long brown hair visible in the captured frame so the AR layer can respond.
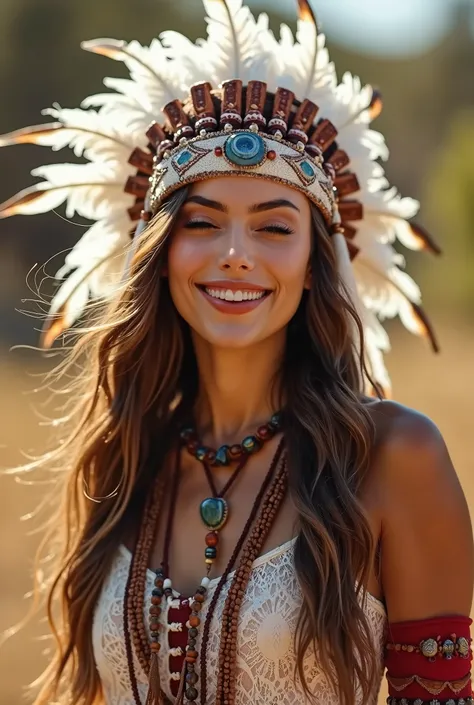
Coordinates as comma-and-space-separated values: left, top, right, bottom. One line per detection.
20, 183, 381, 705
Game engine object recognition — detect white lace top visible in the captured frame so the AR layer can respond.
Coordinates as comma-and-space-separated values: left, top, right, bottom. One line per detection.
92, 538, 387, 705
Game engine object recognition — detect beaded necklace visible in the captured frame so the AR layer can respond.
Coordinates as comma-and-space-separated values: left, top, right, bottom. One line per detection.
124, 425, 288, 705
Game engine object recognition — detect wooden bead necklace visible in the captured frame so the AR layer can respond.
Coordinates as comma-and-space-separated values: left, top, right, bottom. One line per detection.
180, 411, 282, 467
181, 412, 282, 572
123, 432, 287, 705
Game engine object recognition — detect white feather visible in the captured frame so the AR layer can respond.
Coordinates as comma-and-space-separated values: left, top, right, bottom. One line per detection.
201, 0, 262, 84
81, 38, 183, 115
31, 163, 134, 220
39, 106, 138, 162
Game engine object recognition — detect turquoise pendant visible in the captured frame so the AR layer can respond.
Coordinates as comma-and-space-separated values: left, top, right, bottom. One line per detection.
200, 497, 228, 531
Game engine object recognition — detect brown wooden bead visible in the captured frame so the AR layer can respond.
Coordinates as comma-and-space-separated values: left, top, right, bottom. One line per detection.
185, 655, 197, 663
191, 601, 202, 612
151, 596, 161, 605
193, 593, 205, 603
149, 621, 160, 632
189, 615, 201, 628
205, 531, 219, 547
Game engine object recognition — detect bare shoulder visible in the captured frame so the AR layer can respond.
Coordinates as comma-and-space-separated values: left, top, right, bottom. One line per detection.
363, 399, 473, 620
365, 399, 455, 491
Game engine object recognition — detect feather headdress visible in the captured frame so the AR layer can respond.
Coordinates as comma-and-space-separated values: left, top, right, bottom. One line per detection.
0, 0, 440, 393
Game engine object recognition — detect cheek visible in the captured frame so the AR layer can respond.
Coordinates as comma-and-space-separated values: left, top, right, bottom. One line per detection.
267, 239, 311, 291
167, 233, 206, 280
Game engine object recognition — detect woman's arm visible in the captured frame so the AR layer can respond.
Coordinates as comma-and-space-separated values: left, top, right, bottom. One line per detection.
376, 405, 474, 702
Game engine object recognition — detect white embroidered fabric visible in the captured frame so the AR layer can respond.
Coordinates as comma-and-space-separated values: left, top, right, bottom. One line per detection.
92, 538, 387, 705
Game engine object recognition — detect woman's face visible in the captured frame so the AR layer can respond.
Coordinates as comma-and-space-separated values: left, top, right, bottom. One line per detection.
167, 176, 312, 349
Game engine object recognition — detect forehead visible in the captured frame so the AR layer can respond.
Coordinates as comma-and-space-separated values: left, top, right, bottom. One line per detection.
187, 175, 311, 214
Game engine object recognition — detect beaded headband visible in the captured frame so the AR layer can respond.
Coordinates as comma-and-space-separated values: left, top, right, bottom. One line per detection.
0, 0, 441, 393
142, 81, 338, 226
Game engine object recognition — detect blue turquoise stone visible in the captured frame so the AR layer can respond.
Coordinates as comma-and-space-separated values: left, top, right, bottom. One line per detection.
200, 497, 228, 530
300, 160, 315, 177
205, 546, 217, 559
224, 132, 266, 167
242, 435, 261, 454
195, 446, 207, 462
214, 445, 229, 466
175, 149, 192, 166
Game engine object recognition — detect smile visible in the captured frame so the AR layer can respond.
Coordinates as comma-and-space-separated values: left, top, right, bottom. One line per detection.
204, 287, 266, 302
196, 283, 272, 315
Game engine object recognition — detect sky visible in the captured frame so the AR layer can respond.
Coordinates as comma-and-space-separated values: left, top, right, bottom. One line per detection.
250, 0, 474, 57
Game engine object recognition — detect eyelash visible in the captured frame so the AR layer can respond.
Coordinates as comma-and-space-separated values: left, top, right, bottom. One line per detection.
184, 220, 218, 230
184, 220, 294, 235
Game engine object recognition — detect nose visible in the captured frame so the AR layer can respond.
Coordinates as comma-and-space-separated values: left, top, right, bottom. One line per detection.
218, 231, 255, 272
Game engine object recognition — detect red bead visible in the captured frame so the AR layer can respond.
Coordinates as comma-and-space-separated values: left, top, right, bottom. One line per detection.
214, 146, 223, 156
267, 150, 277, 160
205, 531, 219, 547
205, 450, 216, 465
256, 424, 272, 441
228, 444, 242, 459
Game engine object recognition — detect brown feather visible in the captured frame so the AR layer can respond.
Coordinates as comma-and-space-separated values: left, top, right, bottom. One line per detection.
296, 0, 318, 26
0, 123, 62, 147
0, 184, 49, 218
40, 306, 68, 349
411, 303, 440, 353
369, 89, 383, 121
409, 221, 442, 256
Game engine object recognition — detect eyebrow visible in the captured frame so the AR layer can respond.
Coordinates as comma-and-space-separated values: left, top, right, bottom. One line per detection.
185, 195, 300, 213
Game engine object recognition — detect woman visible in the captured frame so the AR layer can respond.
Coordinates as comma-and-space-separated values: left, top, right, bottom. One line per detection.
1, 1, 472, 704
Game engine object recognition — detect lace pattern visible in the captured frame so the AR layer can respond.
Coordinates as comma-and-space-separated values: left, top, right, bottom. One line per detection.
92, 539, 386, 704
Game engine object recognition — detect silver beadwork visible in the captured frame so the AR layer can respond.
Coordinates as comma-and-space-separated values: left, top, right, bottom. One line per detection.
224, 123, 233, 133
249, 123, 259, 133
420, 638, 438, 659
457, 636, 470, 657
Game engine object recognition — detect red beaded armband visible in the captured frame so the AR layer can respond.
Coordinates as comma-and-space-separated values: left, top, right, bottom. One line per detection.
385, 616, 473, 702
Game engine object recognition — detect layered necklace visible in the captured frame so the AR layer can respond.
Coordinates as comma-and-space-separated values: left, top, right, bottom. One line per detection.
124, 412, 288, 705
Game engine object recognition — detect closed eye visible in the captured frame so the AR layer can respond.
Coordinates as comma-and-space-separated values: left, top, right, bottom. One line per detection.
184, 220, 219, 230
257, 224, 295, 235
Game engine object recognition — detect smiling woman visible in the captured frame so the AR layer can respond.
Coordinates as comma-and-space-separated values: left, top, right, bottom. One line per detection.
168, 179, 312, 348
1, 1, 473, 705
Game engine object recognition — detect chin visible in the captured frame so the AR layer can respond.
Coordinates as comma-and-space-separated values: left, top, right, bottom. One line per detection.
192, 322, 278, 350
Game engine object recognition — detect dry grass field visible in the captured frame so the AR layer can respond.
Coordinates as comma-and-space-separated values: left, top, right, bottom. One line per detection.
0, 318, 473, 704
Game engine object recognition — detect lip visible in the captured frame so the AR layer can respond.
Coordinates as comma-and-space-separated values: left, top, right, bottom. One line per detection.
196, 282, 272, 315
197, 280, 268, 292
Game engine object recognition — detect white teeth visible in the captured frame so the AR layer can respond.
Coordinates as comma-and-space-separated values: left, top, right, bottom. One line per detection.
204, 287, 266, 302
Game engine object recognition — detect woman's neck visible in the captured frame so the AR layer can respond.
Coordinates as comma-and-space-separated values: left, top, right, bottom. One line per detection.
191, 329, 286, 445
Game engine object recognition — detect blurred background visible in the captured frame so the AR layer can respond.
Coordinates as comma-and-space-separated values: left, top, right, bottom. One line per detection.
0, 0, 473, 703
